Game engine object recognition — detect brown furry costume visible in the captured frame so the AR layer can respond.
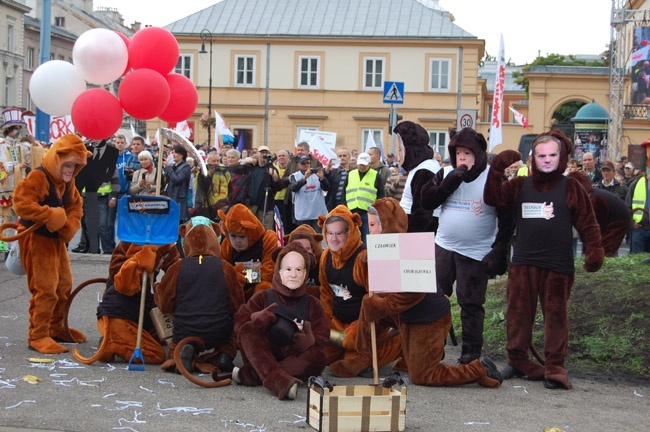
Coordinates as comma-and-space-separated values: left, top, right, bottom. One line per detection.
569, 171, 631, 257
284, 223, 323, 298
318, 205, 402, 377
218, 203, 279, 299
73, 241, 180, 364
484, 129, 604, 390
13, 134, 90, 354
155, 217, 244, 374
234, 243, 329, 400
356, 198, 501, 388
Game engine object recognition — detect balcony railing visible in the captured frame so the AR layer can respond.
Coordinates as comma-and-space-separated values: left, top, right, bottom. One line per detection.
623, 104, 650, 119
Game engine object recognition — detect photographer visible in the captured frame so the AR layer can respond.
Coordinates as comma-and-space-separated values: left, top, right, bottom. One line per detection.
289, 155, 330, 230
193, 151, 231, 219
246, 146, 282, 230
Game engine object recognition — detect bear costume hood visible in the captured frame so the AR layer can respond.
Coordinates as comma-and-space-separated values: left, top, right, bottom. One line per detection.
448, 127, 488, 183
41, 134, 92, 186
318, 205, 363, 267
393, 121, 433, 172
270, 242, 316, 298
179, 216, 222, 258
284, 224, 323, 260
530, 129, 572, 185
369, 197, 408, 234
218, 203, 265, 245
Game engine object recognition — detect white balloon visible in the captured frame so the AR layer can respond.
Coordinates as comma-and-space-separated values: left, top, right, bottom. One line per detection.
73, 28, 128, 85
29, 60, 87, 116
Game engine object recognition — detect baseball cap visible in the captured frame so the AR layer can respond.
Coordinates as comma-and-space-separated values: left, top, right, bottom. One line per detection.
386, 153, 394, 157
297, 155, 310, 164
258, 145, 270, 152
600, 161, 615, 171
625, 162, 634, 169
357, 153, 371, 165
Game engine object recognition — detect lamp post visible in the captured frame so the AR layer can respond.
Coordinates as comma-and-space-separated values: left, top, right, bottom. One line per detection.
200, 29, 213, 147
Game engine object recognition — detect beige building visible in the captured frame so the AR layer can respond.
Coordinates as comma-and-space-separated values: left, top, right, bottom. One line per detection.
0, 0, 31, 108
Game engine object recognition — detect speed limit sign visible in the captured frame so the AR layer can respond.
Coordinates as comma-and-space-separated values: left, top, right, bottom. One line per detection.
457, 109, 476, 129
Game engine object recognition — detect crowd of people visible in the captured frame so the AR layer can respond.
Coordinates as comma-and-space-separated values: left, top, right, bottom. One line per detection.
2, 105, 649, 400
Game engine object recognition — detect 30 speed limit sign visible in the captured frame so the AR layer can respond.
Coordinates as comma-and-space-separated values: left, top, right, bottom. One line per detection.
457, 109, 476, 129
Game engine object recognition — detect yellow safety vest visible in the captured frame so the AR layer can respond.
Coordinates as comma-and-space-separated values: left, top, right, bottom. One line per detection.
517, 166, 530, 176
274, 165, 287, 201
96, 182, 113, 195
631, 179, 647, 223
346, 169, 378, 211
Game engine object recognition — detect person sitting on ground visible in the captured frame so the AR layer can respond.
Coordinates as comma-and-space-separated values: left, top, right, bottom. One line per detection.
356, 197, 503, 388
233, 243, 329, 400
155, 217, 244, 374
218, 203, 279, 300
284, 223, 324, 299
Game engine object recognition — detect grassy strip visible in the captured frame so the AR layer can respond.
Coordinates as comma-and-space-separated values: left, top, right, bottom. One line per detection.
450, 253, 650, 378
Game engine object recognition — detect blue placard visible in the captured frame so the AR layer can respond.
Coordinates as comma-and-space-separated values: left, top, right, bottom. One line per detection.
116, 195, 180, 246
383, 81, 405, 104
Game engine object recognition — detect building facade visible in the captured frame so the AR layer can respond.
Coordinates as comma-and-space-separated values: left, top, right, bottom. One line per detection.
1, 0, 31, 108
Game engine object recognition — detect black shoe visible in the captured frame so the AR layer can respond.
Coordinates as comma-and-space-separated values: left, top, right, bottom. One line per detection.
457, 353, 479, 365
481, 358, 503, 384
501, 364, 525, 380
177, 344, 195, 374
543, 378, 566, 390
215, 352, 234, 372
357, 366, 374, 378
71, 246, 88, 253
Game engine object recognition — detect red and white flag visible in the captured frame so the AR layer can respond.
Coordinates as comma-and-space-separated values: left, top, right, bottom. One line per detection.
489, 34, 505, 152
509, 106, 529, 128
175, 120, 191, 139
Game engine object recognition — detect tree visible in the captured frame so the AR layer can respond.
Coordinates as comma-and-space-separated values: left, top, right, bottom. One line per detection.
513, 54, 605, 96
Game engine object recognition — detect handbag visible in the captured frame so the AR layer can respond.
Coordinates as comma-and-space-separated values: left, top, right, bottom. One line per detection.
5, 240, 25, 275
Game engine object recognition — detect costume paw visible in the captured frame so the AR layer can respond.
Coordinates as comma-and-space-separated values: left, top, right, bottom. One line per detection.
51, 327, 87, 343
45, 207, 67, 232
29, 337, 69, 354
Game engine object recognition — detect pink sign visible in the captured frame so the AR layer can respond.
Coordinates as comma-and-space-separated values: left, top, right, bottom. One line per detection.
367, 233, 437, 293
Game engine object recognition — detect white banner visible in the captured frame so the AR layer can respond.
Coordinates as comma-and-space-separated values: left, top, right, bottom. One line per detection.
23, 114, 76, 143
298, 130, 337, 150
489, 34, 505, 152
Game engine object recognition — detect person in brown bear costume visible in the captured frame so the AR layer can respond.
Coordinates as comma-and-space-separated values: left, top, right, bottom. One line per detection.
73, 241, 180, 365
318, 205, 402, 378
568, 170, 631, 257
155, 216, 245, 374
233, 242, 329, 400
13, 134, 91, 354
284, 223, 323, 299
484, 129, 604, 390
218, 203, 279, 300
357, 197, 503, 387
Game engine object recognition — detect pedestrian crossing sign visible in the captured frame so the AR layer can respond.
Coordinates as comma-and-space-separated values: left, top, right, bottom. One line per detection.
383, 81, 404, 104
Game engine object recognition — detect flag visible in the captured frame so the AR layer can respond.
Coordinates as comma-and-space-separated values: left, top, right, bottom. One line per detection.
236, 131, 245, 153
274, 205, 285, 246
364, 132, 377, 153
154, 128, 160, 147
308, 135, 337, 166
489, 34, 505, 152
214, 110, 234, 138
130, 123, 137, 141
175, 120, 191, 139
509, 106, 529, 128
145, 134, 150, 146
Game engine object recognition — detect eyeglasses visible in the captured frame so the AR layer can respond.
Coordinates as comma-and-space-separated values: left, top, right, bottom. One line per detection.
326, 231, 348, 238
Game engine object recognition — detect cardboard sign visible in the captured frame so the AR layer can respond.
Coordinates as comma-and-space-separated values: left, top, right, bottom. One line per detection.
366, 233, 436, 293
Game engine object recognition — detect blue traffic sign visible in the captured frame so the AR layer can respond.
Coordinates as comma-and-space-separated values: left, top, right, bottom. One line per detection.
383, 81, 404, 104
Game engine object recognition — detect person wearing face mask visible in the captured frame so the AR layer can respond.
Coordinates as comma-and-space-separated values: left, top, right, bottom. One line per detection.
484, 129, 604, 390
233, 243, 329, 400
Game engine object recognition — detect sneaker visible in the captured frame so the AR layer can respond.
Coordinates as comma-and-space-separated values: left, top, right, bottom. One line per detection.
216, 352, 234, 372
177, 343, 195, 374
286, 382, 298, 400
501, 364, 525, 380
481, 358, 503, 384
231, 366, 241, 384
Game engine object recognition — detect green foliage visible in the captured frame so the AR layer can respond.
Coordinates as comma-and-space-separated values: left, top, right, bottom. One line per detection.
462, 254, 650, 379
513, 53, 605, 97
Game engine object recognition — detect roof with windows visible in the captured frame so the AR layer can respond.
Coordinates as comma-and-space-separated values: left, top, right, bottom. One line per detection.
165, 0, 476, 40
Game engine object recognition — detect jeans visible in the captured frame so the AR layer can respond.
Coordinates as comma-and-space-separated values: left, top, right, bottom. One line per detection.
630, 226, 650, 253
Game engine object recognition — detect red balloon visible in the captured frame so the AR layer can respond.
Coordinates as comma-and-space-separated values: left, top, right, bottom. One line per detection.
114, 31, 131, 76
119, 69, 170, 120
158, 73, 198, 123
128, 27, 179, 75
71, 89, 123, 140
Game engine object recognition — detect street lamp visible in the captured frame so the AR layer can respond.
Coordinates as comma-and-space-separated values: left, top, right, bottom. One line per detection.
200, 29, 213, 147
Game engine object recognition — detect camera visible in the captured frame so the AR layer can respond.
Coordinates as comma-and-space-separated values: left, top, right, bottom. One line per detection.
310, 168, 318, 173
263, 153, 273, 162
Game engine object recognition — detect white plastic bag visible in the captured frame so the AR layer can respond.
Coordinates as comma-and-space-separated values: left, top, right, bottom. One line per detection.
5, 240, 25, 275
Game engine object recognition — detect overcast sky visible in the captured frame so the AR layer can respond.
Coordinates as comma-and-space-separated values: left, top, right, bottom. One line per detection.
96, 0, 612, 65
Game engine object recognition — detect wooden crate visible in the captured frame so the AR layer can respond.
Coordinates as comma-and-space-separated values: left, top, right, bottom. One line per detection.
307, 383, 406, 432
